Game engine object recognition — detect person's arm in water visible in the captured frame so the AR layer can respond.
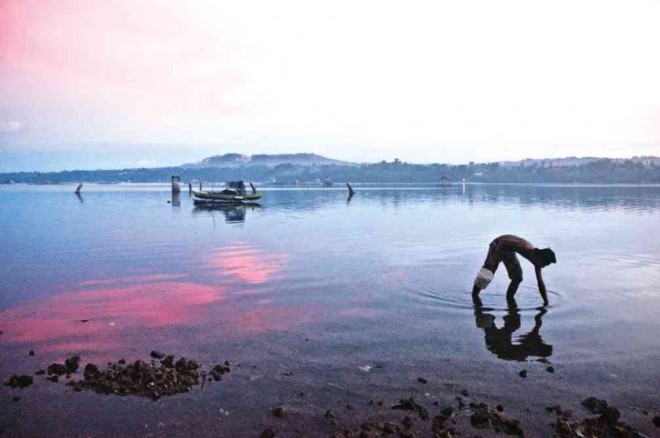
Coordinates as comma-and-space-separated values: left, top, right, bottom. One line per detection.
535, 266, 549, 306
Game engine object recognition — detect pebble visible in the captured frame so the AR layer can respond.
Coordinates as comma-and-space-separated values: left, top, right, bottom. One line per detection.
546, 366, 555, 373
65, 356, 80, 373
4, 375, 33, 388
417, 377, 427, 384
518, 370, 528, 378
47, 363, 67, 376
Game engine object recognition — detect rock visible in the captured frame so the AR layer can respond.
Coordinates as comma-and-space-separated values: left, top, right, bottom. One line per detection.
546, 366, 555, 373
518, 370, 528, 378
12, 396, 21, 402
84, 363, 101, 380
417, 377, 427, 384
653, 416, 660, 428
554, 418, 572, 435
470, 410, 490, 428
5, 375, 33, 388
496, 404, 504, 412
35, 370, 45, 376
259, 429, 275, 438
150, 351, 166, 359
440, 407, 454, 417
161, 355, 175, 368
47, 363, 67, 376
502, 418, 523, 436
581, 397, 608, 414
70, 354, 211, 400
272, 407, 285, 418
461, 389, 469, 396
545, 405, 563, 415
80, 319, 89, 323
210, 363, 230, 381
469, 401, 524, 436
28, 350, 34, 356
402, 416, 413, 430
391, 397, 429, 420
600, 406, 621, 425
65, 356, 80, 373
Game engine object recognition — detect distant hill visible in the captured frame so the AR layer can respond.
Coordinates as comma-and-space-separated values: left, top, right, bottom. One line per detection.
189, 153, 357, 168
500, 156, 660, 168
1, 154, 658, 184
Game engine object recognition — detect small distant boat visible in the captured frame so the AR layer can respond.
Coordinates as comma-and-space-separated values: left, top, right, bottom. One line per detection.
192, 181, 262, 202
322, 177, 333, 187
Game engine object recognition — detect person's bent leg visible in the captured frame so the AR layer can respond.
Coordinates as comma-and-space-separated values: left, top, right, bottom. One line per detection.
506, 278, 521, 301
504, 253, 523, 303
473, 242, 500, 296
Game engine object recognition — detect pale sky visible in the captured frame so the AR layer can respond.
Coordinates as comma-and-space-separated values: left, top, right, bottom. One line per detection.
1, 0, 659, 171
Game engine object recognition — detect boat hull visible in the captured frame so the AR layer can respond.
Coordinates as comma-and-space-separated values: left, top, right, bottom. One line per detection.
192, 190, 262, 201
193, 198, 260, 208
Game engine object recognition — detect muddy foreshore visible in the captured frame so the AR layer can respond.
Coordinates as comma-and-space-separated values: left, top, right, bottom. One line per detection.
3, 352, 659, 437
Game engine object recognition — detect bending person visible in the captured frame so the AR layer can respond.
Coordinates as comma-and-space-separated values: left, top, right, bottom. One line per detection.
472, 234, 556, 306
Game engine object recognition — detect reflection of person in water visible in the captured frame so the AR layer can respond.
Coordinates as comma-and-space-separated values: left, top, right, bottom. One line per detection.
472, 234, 556, 306
473, 302, 553, 361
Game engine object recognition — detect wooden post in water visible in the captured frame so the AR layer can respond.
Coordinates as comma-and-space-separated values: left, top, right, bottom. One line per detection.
75, 183, 83, 194
171, 176, 181, 194
188, 182, 192, 195
347, 182, 355, 197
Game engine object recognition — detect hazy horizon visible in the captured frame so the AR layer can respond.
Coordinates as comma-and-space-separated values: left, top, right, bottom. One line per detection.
2, 1, 659, 171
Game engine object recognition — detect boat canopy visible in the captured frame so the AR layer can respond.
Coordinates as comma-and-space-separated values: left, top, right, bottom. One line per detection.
227, 181, 247, 195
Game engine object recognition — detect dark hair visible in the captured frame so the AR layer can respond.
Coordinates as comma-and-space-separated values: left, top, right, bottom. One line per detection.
535, 248, 556, 266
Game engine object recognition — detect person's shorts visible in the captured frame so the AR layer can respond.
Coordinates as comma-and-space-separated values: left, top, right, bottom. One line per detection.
485, 239, 523, 281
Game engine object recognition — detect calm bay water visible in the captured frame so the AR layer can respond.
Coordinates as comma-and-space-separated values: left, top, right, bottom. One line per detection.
1, 183, 659, 436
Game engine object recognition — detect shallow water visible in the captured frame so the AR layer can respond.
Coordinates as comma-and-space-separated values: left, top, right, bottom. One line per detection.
1, 183, 659, 436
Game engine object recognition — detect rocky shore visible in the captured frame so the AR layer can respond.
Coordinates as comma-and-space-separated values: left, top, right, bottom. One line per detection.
4, 352, 658, 437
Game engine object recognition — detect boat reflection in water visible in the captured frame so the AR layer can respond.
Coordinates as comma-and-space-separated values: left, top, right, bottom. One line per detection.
473, 299, 553, 362
193, 202, 261, 223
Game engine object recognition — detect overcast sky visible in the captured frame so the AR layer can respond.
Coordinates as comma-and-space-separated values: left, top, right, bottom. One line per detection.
1, 0, 659, 171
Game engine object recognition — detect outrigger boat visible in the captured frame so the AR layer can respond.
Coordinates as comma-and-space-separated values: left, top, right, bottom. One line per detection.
192, 181, 262, 202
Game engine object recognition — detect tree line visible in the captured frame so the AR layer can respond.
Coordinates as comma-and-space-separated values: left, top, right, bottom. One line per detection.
2, 158, 659, 184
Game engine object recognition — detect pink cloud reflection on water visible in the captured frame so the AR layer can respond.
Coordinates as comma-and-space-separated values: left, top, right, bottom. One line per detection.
0, 276, 225, 360
0, 256, 314, 362
208, 244, 288, 284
